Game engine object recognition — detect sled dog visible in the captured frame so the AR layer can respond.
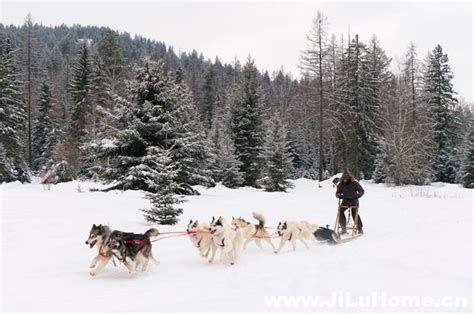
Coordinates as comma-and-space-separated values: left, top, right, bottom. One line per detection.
106, 228, 160, 274
275, 220, 319, 253
313, 225, 340, 244
187, 220, 217, 263
85, 224, 114, 276
231, 212, 276, 252
210, 216, 242, 265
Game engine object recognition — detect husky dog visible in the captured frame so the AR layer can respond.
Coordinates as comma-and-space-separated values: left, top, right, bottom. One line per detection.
313, 225, 340, 244
187, 220, 217, 263
85, 224, 114, 276
231, 212, 276, 252
209, 216, 242, 265
275, 220, 319, 253
106, 228, 160, 274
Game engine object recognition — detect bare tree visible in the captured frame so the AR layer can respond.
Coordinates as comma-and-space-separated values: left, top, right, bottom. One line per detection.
300, 11, 329, 181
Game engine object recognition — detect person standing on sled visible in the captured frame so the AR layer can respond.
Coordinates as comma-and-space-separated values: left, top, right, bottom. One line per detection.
335, 172, 365, 234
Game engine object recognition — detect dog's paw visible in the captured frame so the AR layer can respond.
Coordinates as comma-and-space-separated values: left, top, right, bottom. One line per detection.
274, 250, 278, 254
89, 271, 96, 277
89, 264, 96, 268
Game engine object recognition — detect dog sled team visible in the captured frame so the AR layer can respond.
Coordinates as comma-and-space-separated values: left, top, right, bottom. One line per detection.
86, 171, 365, 276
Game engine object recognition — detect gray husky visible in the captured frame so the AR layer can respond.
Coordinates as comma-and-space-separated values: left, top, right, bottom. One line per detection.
85, 224, 159, 276
86, 224, 114, 276
106, 228, 160, 274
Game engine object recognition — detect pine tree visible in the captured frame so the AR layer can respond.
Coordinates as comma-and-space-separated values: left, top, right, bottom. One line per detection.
69, 42, 93, 142
100, 59, 213, 194
462, 128, 474, 188
332, 34, 390, 179
260, 111, 294, 192
219, 131, 244, 188
423, 45, 460, 183
141, 147, 183, 225
32, 79, 56, 172
403, 42, 421, 128
80, 55, 115, 179
201, 65, 218, 129
0, 33, 30, 183
372, 147, 387, 184
97, 29, 126, 94
230, 58, 266, 187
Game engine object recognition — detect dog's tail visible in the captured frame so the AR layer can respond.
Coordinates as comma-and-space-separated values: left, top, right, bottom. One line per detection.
301, 221, 319, 238
144, 228, 159, 238
252, 212, 266, 227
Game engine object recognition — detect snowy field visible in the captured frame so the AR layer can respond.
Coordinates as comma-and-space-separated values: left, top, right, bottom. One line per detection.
1, 178, 472, 312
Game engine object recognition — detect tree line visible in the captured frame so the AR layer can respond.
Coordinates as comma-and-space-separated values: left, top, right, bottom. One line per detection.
0, 13, 473, 223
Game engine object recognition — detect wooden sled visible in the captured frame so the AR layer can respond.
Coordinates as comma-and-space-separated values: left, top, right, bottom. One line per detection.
334, 199, 361, 242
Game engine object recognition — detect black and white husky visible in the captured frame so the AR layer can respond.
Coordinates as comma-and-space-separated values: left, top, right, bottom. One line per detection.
187, 220, 217, 263
209, 216, 242, 265
106, 228, 160, 274
313, 225, 340, 244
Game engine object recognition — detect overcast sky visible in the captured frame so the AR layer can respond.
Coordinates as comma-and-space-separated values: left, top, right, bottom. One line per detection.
1, 0, 472, 101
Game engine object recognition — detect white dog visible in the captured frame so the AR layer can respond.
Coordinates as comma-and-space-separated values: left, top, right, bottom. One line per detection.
209, 216, 242, 265
231, 212, 276, 252
275, 220, 319, 253
187, 219, 217, 263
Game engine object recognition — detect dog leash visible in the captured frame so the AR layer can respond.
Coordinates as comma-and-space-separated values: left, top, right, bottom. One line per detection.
151, 231, 198, 242
253, 232, 280, 239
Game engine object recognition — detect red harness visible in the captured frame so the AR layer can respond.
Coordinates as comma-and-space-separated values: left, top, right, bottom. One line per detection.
218, 238, 225, 247
98, 245, 112, 258
125, 239, 149, 247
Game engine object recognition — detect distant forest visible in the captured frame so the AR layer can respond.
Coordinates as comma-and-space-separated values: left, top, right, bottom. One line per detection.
1, 12, 473, 193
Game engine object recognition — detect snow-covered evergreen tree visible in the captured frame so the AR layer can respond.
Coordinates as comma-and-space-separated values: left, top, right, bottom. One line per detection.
219, 131, 244, 188
461, 127, 474, 188
81, 55, 115, 180
32, 79, 56, 172
97, 29, 126, 94
423, 45, 460, 183
170, 67, 215, 192
141, 147, 183, 224
260, 110, 294, 192
68, 42, 93, 142
208, 90, 244, 187
100, 59, 214, 194
372, 145, 387, 184
0, 33, 30, 183
230, 58, 266, 187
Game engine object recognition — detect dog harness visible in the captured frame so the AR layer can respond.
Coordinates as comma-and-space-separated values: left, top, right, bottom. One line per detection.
98, 245, 112, 258
218, 238, 225, 247
126, 238, 149, 247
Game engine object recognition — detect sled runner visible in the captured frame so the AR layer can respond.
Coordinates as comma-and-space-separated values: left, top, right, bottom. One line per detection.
334, 199, 361, 239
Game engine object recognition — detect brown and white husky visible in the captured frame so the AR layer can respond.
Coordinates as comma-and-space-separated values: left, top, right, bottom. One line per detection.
187, 219, 217, 263
231, 212, 276, 252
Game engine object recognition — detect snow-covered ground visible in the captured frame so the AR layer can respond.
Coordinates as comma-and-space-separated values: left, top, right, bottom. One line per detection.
1, 178, 472, 312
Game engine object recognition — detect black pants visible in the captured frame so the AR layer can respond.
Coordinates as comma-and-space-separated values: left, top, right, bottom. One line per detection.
339, 205, 363, 231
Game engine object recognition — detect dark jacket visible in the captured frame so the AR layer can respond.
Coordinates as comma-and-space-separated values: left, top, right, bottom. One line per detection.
336, 180, 365, 204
